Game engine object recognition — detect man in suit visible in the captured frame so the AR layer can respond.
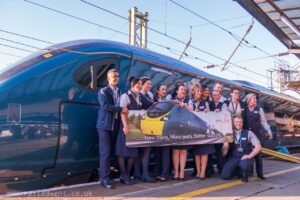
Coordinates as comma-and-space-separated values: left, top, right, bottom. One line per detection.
97, 68, 121, 189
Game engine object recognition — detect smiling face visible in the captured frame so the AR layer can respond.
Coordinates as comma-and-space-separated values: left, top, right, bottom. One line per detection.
212, 90, 220, 103
194, 87, 202, 100
177, 85, 186, 99
142, 80, 152, 92
131, 80, 142, 93
158, 85, 167, 97
233, 117, 243, 131
230, 89, 240, 101
248, 95, 257, 107
202, 87, 210, 98
107, 71, 119, 87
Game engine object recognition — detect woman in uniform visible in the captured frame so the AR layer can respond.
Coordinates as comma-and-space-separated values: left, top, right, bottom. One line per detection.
188, 83, 214, 181
116, 76, 142, 185
171, 83, 189, 181
153, 84, 170, 181
134, 76, 156, 182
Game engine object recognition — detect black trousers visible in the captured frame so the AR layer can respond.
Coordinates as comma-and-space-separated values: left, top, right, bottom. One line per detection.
254, 152, 263, 177
97, 129, 116, 181
221, 156, 253, 179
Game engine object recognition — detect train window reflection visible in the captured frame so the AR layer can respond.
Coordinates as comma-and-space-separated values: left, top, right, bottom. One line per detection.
74, 58, 119, 91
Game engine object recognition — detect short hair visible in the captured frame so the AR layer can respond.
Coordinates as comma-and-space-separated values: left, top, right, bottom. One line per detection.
107, 68, 118, 78
233, 116, 243, 122
230, 87, 240, 93
128, 76, 141, 87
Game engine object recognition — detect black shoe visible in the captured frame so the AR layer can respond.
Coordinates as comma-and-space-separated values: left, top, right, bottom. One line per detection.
179, 177, 185, 181
100, 179, 114, 189
197, 177, 206, 181
258, 175, 266, 180
142, 176, 156, 183
241, 177, 248, 183
159, 177, 167, 182
120, 176, 134, 185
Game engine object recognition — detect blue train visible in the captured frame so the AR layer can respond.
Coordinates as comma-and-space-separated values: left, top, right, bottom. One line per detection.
0, 40, 299, 194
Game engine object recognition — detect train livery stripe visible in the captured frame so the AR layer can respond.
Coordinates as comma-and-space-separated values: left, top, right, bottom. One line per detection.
165, 165, 300, 200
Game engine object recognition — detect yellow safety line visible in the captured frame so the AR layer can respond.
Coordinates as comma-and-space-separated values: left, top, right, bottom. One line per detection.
262, 148, 300, 163
165, 165, 300, 200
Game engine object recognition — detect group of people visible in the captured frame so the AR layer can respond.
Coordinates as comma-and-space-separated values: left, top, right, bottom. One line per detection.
96, 68, 273, 189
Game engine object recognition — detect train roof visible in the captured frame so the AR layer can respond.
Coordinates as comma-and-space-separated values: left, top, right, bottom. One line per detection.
1, 39, 300, 114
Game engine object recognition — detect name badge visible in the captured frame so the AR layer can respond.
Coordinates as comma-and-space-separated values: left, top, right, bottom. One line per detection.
199, 106, 204, 109
241, 138, 246, 140
254, 111, 259, 113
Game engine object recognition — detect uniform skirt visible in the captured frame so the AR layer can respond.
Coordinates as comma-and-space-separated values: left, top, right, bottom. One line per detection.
193, 144, 215, 155
115, 122, 138, 157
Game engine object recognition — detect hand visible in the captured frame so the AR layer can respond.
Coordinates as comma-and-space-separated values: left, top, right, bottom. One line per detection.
195, 109, 200, 112
241, 154, 252, 160
222, 142, 229, 157
215, 109, 221, 112
179, 102, 185, 108
268, 131, 273, 140
204, 109, 209, 113
123, 124, 129, 135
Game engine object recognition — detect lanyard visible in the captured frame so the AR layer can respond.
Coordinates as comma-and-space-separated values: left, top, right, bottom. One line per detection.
231, 101, 238, 115
234, 132, 242, 145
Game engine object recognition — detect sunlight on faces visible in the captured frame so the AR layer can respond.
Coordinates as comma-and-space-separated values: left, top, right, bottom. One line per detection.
248, 95, 257, 107
202, 87, 210, 98
194, 87, 202, 100
107, 71, 119, 86
142, 80, 152, 92
132, 80, 142, 93
230, 89, 240, 101
233, 117, 243, 131
214, 83, 224, 94
177, 85, 186, 99
158, 85, 167, 97
212, 90, 221, 102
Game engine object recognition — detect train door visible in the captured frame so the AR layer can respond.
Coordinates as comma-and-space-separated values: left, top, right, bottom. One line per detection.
49, 55, 132, 178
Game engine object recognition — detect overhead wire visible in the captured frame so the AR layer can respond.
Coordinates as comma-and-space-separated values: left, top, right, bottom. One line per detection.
0, 43, 34, 53
19, 0, 276, 82
168, 0, 287, 66
78, 0, 275, 80
0, 51, 23, 58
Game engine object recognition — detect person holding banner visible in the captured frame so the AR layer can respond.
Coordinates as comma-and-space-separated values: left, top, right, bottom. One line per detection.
188, 83, 214, 181
209, 90, 228, 174
244, 93, 273, 179
172, 84, 189, 181
201, 85, 210, 103
153, 84, 170, 182
97, 69, 121, 189
115, 76, 142, 185
225, 87, 245, 118
134, 76, 156, 183
221, 116, 261, 182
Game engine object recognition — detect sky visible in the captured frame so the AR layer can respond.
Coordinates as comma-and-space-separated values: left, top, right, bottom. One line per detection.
0, 0, 299, 96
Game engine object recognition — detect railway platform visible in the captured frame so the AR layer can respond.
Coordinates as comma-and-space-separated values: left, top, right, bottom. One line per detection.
1, 155, 300, 200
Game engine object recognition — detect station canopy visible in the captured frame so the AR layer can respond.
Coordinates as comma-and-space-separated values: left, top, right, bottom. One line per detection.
236, 0, 300, 58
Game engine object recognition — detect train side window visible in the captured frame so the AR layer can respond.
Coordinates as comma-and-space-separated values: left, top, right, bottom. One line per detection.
74, 58, 119, 91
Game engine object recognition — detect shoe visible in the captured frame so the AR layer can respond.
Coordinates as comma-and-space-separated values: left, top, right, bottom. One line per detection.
179, 177, 185, 181
241, 177, 248, 182
172, 176, 179, 181
197, 177, 206, 181
258, 175, 266, 180
120, 176, 134, 185
142, 176, 156, 183
160, 177, 167, 182
100, 179, 114, 189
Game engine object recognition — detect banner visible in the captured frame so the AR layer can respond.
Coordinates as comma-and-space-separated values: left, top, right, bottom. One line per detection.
126, 101, 233, 147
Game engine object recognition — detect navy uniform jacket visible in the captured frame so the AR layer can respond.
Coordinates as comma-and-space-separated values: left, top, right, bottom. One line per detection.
96, 85, 121, 131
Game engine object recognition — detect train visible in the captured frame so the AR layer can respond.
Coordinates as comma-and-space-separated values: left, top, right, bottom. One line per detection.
0, 39, 299, 194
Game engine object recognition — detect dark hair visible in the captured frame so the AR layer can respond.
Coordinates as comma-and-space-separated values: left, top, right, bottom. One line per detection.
154, 84, 167, 99
171, 81, 184, 98
233, 116, 243, 122
201, 85, 210, 101
141, 76, 151, 85
230, 87, 240, 93
128, 76, 141, 87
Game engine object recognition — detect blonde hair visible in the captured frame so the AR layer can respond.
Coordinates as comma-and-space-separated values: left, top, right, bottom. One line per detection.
190, 83, 202, 99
